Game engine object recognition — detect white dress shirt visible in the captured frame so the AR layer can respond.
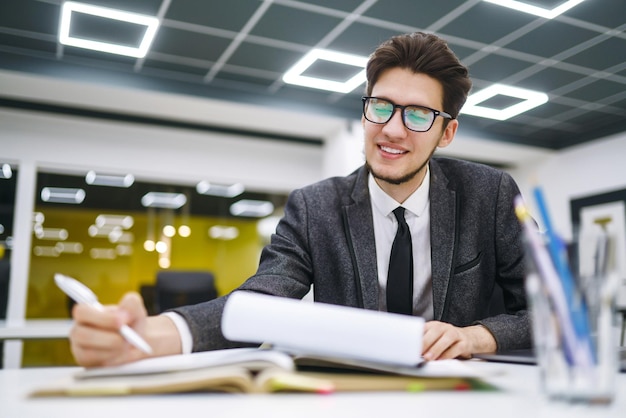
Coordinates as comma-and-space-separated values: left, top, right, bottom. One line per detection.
368, 168, 433, 320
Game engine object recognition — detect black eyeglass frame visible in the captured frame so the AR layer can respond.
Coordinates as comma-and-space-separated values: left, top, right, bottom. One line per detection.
361, 96, 454, 132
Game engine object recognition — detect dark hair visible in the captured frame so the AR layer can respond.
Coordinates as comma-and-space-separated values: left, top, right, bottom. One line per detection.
366, 32, 471, 118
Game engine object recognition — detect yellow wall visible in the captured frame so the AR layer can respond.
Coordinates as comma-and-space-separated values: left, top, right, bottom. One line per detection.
23, 206, 265, 366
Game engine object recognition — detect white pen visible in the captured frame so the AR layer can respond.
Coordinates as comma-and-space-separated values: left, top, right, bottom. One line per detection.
54, 273, 153, 355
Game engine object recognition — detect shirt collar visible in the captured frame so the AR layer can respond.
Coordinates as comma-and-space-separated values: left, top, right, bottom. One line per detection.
368, 164, 431, 218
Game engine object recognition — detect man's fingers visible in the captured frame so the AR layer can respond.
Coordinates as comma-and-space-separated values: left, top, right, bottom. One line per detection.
72, 303, 124, 330
118, 292, 147, 326
69, 291, 149, 367
422, 321, 470, 360
69, 323, 146, 367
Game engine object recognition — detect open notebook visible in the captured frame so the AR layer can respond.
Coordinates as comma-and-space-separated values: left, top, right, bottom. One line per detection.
30, 347, 494, 396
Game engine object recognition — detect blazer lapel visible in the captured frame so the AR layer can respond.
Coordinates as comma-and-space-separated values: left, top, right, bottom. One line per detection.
429, 160, 457, 320
343, 167, 379, 310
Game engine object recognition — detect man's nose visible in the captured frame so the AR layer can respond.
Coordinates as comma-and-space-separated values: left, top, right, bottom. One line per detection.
382, 108, 407, 135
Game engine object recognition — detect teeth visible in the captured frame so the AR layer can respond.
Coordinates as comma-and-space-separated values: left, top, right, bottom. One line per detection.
380, 145, 405, 154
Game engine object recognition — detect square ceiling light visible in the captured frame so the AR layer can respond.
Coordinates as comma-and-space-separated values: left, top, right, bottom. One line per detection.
59, 1, 159, 58
461, 84, 548, 121
283, 48, 368, 93
482, 0, 587, 19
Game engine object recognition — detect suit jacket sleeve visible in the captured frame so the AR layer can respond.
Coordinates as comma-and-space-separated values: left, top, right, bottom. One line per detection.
429, 158, 530, 351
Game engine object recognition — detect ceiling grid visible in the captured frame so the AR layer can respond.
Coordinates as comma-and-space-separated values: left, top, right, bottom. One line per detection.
0, 0, 624, 149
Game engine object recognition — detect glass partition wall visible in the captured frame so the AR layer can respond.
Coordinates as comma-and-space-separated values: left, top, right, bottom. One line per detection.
20, 169, 286, 366
0, 163, 17, 367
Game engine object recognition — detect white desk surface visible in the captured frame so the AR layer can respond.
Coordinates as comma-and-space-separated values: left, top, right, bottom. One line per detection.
2, 361, 625, 418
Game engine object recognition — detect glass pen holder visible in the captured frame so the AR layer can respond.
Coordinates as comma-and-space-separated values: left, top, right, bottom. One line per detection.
526, 270, 619, 404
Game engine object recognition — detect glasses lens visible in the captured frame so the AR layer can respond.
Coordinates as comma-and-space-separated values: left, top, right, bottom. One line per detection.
404, 106, 434, 132
365, 98, 393, 123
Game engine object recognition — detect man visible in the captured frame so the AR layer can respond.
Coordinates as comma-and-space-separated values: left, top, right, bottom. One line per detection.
70, 32, 530, 367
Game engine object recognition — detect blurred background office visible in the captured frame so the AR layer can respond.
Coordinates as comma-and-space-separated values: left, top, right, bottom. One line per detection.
1, 0, 625, 367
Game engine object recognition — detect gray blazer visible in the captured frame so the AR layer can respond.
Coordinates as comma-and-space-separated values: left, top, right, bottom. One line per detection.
174, 157, 530, 352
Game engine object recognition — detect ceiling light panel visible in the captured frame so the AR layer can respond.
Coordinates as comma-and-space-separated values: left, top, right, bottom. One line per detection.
59, 1, 160, 58
482, 0, 587, 19
40, 187, 86, 204
283, 48, 368, 93
461, 84, 549, 121
141, 192, 187, 209
1, 164, 12, 179
86, 171, 135, 187
230, 199, 275, 218
196, 181, 245, 198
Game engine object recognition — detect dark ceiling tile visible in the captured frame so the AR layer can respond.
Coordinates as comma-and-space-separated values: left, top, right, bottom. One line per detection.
62, 45, 138, 66
228, 42, 302, 73
564, 78, 626, 102
0, 33, 57, 55
522, 101, 573, 120
449, 43, 481, 62
150, 27, 231, 62
214, 72, 275, 90
250, 4, 342, 45
0, 0, 59, 35
467, 54, 531, 84
303, 59, 362, 81
613, 97, 626, 110
164, 0, 261, 31
141, 59, 209, 77
563, 0, 626, 29
439, 1, 536, 44
506, 20, 598, 58
563, 36, 626, 71
521, 67, 586, 93
558, 110, 626, 139
71, 13, 147, 48
363, 0, 466, 29
327, 22, 402, 55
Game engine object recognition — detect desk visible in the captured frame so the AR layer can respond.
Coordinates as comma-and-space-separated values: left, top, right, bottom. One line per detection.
2, 362, 625, 418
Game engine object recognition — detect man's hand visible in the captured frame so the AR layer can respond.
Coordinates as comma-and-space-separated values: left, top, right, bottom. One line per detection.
69, 292, 182, 367
422, 321, 496, 360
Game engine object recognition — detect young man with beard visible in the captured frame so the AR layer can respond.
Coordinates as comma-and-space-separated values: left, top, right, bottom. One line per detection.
69, 32, 530, 367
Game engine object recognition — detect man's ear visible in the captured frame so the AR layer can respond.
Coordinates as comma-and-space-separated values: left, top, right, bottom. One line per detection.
438, 119, 458, 149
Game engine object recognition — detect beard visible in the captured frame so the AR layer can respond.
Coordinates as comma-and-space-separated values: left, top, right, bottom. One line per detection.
365, 147, 436, 186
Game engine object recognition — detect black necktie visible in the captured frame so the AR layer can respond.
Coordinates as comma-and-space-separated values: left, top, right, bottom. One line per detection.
386, 207, 413, 315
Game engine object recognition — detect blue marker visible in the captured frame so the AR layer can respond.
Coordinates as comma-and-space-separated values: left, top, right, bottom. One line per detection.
533, 187, 595, 367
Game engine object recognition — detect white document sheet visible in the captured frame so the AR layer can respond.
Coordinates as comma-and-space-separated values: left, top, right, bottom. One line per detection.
222, 291, 425, 367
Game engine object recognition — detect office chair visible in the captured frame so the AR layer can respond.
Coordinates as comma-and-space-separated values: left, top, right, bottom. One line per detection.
155, 270, 218, 313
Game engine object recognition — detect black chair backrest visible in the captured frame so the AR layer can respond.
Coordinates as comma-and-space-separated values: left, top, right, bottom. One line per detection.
155, 270, 218, 313
0, 260, 9, 320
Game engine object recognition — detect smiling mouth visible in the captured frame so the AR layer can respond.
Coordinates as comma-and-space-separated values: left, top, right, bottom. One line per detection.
379, 145, 407, 155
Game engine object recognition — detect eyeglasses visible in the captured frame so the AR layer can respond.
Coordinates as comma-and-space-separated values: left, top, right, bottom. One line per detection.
361, 97, 453, 132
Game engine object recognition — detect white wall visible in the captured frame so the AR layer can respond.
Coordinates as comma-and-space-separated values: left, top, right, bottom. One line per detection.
0, 108, 324, 194
511, 132, 626, 242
